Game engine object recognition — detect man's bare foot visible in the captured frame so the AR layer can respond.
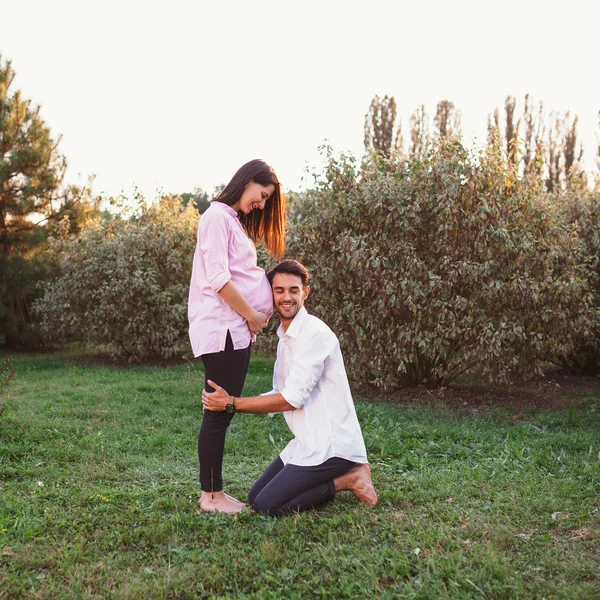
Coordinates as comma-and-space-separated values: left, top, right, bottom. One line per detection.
334, 463, 378, 506
199, 491, 246, 513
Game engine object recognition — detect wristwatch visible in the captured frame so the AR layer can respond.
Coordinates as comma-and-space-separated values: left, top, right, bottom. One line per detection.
225, 396, 236, 414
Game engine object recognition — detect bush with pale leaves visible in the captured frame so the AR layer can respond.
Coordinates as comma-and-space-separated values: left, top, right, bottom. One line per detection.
35, 196, 199, 361
558, 185, 600, 373
287, 142, 588, 389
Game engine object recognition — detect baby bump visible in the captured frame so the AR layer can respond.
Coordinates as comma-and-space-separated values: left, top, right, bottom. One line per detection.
231, 271, 274, 317
253, 275, 274, 316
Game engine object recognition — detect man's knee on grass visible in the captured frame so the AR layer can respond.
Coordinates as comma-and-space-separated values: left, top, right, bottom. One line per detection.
251, 495, 286, 516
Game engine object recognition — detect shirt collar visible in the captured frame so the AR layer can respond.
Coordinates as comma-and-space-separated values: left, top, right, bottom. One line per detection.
277, 306, 308, 340
210, 200, 239, 219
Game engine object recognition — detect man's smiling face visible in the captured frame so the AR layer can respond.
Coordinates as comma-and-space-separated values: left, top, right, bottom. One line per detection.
271, 272, 310, 325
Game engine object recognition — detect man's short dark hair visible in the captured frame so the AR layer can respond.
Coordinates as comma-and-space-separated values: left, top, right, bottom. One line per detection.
267, 259, 310, 287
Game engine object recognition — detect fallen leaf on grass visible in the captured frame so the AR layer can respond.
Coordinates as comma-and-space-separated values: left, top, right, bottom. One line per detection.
551, 512, 572, 521
568, 528, 590, 539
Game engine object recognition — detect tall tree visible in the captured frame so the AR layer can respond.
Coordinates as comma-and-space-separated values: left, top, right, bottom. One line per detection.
177, 187, 210, 214
597, 110, 600, 177
394, 120, 404, 159
409, 105, 429, 160
504, 95, 520, 165
488, 96, 521, 166
522, 94, 545, 175
0, 55, 91, 348
545, 113, 563, 193
541, 110, 584, 192
487, 108, 501, 146
433, 99, 461, 139
563, 112, 584, 181
364, 95, 402, 158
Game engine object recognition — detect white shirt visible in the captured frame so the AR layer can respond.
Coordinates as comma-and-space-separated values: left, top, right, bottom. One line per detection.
270, 307, 369, 467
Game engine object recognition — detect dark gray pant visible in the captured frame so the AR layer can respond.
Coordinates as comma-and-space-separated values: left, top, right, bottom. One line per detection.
198, 331, 252, 492
248, 456, 356, 516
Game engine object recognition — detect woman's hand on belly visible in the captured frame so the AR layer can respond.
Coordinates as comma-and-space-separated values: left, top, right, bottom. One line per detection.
247, 310, 269, 335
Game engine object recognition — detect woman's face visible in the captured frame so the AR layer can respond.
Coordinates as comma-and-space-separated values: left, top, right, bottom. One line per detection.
234, 181, 276, 215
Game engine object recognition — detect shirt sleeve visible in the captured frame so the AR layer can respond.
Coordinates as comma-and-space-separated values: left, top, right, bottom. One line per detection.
271, 357, 280, 393
265, 354, 281, 418
280, 331, 336, 409
199, 210, 231, 293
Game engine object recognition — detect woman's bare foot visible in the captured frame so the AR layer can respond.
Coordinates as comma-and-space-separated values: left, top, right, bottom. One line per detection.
199, 491, 246, 513
225, 493, 247, 507
334, 463, 378, 506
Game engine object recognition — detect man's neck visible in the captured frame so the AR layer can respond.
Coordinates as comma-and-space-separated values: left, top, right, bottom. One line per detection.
280, 317, 292, 333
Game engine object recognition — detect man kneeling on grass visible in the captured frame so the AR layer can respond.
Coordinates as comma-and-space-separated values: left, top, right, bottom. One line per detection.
202, 259, 378, 516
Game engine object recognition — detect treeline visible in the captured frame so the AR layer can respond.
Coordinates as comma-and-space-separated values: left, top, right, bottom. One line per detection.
286, 143, 599, 387
0, 55, 103, 349
0, 57, 206, 351
364, 95, 600, 193
2, 54, 600, 388
34, 141, 600, 387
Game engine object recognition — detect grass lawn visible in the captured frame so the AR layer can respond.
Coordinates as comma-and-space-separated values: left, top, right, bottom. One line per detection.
0, 350, 599, 599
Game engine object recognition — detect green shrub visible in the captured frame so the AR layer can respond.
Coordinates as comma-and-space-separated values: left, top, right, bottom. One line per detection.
0, 240, 55, 349
0, 355, 15, 419
287, 142, 587, 389
559, 185, 600, 373
0, 356, 15, 390
34, 196, 199, 362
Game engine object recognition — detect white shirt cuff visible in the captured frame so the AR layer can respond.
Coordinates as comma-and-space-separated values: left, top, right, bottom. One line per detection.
261, 390, 279, 417
280, 387, 304, 409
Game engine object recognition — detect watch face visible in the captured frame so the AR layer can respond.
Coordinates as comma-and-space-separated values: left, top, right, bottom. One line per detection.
226, 403, 235, 414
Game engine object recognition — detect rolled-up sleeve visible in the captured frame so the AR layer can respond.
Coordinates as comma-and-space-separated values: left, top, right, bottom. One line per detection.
264, 358, 281, 417
280, 332, 335, 409
271, 357, 280, 393
199, 211, 231, 292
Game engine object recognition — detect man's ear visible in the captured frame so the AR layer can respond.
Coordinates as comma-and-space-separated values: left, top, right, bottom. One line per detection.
303, 285, 310, 299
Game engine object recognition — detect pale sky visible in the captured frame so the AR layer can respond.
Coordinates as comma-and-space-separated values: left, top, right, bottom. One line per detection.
2, 0, 599, 200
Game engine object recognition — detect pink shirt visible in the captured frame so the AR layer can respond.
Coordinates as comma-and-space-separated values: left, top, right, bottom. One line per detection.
188, 201, 274, 357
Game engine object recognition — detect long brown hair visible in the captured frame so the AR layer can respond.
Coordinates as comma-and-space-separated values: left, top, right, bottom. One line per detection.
214, 159, 286, 258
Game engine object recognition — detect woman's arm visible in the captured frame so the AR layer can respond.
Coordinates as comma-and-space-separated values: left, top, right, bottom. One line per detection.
218, 281, 268, 334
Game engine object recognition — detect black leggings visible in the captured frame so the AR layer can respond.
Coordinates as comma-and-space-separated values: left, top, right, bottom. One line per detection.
248, 456, 356, 516
198, 331, 252, 492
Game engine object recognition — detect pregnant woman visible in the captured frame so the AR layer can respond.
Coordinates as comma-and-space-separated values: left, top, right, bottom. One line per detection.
188, 159, 286, 513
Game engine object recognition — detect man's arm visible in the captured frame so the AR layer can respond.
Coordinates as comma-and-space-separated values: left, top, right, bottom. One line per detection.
202, 380, 295, 414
